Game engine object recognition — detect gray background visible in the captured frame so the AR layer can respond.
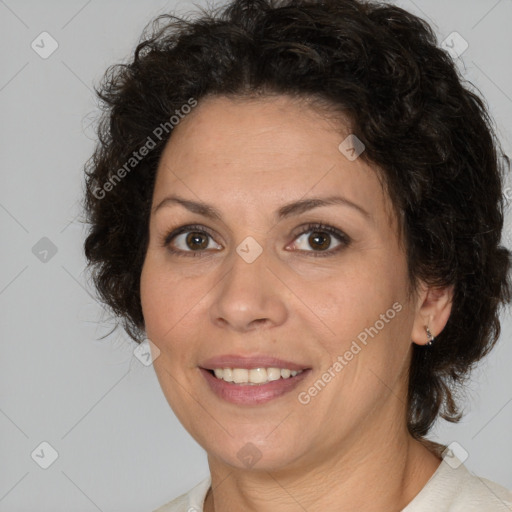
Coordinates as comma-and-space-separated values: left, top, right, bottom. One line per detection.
1, 0, 511, 510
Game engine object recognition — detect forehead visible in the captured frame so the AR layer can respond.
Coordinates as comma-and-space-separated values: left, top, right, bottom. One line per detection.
153, 95, 397, 229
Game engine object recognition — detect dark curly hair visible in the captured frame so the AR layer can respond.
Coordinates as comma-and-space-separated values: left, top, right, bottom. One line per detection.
82, 0, 511, 438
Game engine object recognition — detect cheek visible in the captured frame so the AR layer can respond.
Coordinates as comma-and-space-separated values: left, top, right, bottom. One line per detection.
310, 261, 411, 365
140, 261, 165, 333
140, 257, 208, 364
139, 258, 184, 352
305, 268, 391, 330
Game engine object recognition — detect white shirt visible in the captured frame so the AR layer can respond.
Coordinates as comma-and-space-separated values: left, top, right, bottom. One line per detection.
153, 454, 512, 511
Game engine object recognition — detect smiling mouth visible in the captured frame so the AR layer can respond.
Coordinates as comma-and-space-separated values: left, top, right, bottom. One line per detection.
200, 366, 311, 405
206, 367, 306, 385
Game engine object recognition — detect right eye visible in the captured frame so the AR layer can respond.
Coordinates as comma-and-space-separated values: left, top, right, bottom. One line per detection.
161, 224, 222, 257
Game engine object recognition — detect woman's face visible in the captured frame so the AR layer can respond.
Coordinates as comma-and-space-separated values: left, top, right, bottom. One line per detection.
140, 95, 422, 471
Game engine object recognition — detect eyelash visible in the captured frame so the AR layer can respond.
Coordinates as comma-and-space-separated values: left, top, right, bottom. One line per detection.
160, 222, 351, 258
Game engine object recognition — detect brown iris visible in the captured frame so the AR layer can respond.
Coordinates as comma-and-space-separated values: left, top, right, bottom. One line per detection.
308, 231, 331, 251
186, 232, 209, 250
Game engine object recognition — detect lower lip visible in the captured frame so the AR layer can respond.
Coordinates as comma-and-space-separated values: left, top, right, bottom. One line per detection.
200, 368, 311, 405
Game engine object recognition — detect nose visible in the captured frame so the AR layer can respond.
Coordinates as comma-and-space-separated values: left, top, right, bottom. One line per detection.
208, 247, 288, 333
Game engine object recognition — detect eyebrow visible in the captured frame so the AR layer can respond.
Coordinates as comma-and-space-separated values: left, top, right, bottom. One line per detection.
152, 194, 371, 221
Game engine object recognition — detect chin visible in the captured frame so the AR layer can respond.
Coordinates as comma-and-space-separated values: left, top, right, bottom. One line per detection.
201, 431, 309, 473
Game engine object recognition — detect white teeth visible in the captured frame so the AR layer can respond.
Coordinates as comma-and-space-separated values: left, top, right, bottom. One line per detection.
267, 367, 281, 381
232, 368, 248, 383
249, 368, 268, 384
210, 367, 304, 384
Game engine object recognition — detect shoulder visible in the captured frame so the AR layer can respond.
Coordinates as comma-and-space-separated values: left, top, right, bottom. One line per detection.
404, 455, 512, 512
152, 476, 211, 512
449, 467, 512, 511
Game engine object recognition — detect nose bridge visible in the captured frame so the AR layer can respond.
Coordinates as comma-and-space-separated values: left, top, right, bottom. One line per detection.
209, 239, 288, 331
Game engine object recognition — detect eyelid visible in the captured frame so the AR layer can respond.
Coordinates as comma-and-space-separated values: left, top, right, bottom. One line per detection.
290, 222, 350, 243
160, 223, 217, 247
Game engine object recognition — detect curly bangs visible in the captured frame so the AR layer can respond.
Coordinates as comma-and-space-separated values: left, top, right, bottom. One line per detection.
82, 0, 511, 438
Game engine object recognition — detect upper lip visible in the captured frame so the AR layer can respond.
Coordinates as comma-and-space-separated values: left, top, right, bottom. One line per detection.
200, 354, 311, 371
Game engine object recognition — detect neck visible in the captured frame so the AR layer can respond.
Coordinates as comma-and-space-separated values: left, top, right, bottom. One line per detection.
204, 422, 441, 512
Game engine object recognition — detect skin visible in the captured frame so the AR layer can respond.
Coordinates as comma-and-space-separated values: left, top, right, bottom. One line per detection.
140, 94, 453, 512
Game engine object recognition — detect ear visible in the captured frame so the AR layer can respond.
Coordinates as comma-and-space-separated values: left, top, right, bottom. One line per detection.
411, 282, 454, 346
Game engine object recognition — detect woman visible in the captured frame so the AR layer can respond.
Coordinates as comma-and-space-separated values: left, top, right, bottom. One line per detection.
83, 0, 512, 510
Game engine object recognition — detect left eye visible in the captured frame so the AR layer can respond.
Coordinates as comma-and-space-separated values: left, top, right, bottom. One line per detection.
290, 224, 349, 254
